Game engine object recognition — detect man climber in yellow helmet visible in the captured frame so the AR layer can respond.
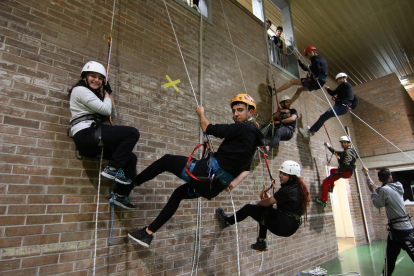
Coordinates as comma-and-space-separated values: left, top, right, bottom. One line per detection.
127, 94, 264, 248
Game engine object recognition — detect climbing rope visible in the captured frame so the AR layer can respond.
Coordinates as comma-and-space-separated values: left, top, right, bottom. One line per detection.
218, 0, 247, 94
349, 110, 414, 163
229, 190, 241, 276
92, 1, 117, 276
93, 149, 104, 276
163, 0, 199, 105
191, 4, 204, 275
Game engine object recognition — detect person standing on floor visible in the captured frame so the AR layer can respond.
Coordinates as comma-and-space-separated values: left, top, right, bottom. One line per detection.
274, 46, 328, 104
315, 136, 357, 207
216, 160, 310, 251
127, 94, 264, 248
299, 72, 358, 138
362, 167, 414, 275
260, 95, 297, 156
68, 61, 140, 210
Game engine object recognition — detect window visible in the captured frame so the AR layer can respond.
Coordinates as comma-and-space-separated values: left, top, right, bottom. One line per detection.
173, 0, 213, 25
390, 168, 414, 204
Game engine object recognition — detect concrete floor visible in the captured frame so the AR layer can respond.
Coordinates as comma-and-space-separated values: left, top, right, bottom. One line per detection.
300, 240, 413, 275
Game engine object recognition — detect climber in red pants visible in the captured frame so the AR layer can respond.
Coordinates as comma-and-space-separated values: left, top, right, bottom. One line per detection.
316, 136, 357, 207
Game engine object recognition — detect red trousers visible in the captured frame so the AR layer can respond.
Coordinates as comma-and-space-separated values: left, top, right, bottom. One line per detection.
321, 168, 353, 202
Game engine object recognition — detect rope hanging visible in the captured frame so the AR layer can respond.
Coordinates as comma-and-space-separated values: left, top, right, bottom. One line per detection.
218, 0, 247, 95
192, 5, 204, 274
93, 1, 117, 276
163, 0, 199, 105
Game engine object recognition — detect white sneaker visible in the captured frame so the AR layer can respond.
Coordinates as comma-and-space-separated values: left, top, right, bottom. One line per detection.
299, 127, 310, 138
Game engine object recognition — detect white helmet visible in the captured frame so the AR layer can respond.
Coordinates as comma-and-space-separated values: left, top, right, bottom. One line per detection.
335, 72, 348, 80
279, 160, 301, 177
81, 61, 107, 79
339, 136, 350, 142
279, 95, 291, 103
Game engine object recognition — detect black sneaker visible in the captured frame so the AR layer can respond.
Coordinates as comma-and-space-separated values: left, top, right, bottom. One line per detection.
101, 166, 132, 185
251, 238, 268, 252
128, 227, 153, 248
109, 193, 136, 210
216, 207, 230, 230
315, 197, 327, 207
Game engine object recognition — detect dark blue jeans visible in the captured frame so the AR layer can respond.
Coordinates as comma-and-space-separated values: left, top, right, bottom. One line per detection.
309, 104, 348, 133
262, 125, 294, 149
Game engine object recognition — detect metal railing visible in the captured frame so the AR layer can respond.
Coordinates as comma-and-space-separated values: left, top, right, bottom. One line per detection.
268, 40, 288, 69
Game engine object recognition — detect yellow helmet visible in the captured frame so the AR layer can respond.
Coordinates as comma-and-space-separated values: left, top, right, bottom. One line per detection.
230, 94, 256, 112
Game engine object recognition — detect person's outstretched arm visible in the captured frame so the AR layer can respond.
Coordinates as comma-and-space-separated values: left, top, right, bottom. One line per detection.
226, 171, 250, 192
196, 106, 211, 133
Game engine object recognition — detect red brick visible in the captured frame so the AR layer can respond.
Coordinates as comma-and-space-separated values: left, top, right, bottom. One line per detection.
8, 184, 45, 194
2, 52, 36, 68
62, 213, 94, 223
0, 259, 20, 272
44, 223, 77, 234
0, 216, 25, 226
5, 37, 39, 53
60, 231, 91, 242
0, 237, 22, 248
50, 168, 82, 178
47, 204, 80, 214
26, 215, 61, 225
7, 204, 46, 215
21, 254, 59, 268
28, 195, 63, 204
0, 195, 26, 204
0, 153, 33, 165
12, 165, 50, 176
0, 268, 38, 276
20, 128, 55, 140
59, 250, 91, 262
23, 234, 59, 246
16, 146, 52, 157
5, 225, 43, 237
29, 175, 65, 185
13, 81, 48, 95
3, 116, 40, 129
38, 263, 73, 276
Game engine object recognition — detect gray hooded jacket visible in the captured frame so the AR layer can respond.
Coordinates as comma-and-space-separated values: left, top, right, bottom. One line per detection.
371, 181, 412, 230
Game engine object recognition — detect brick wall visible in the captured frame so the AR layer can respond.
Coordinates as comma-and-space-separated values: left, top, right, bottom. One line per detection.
1, 0, 374, 275
351, 73, 414, 157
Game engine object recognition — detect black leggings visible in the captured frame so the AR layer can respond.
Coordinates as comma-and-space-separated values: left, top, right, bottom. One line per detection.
227, 204, 300, 239
383, 228, 414, 275
73, 124, 139, 195
134, 154, 226, 232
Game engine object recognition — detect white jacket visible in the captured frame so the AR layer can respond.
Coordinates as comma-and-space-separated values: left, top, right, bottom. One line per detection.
69, 86, 112, 136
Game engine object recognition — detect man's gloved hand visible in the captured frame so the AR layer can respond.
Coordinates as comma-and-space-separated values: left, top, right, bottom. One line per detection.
103, 81, 112, 94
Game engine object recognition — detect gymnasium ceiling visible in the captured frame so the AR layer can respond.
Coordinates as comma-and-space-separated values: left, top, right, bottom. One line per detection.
241, 0, 414, 90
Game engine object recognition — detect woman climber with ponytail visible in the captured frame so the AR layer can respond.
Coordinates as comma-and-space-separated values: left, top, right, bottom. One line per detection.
68, 61, 140, 210
216, 160, 310, 251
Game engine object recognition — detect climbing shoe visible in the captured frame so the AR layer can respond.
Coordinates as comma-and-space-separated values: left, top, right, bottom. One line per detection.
315, 197, 327, 207
101, 166, 132, 185
216, 207, 231, 230
251, 238, 268, 252
259, 146, 268, 156
109, 193, 136, 210
128, 227, 153, 248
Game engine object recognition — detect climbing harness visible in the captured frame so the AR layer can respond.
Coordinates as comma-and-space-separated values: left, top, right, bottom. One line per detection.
259, 147, 276, 199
